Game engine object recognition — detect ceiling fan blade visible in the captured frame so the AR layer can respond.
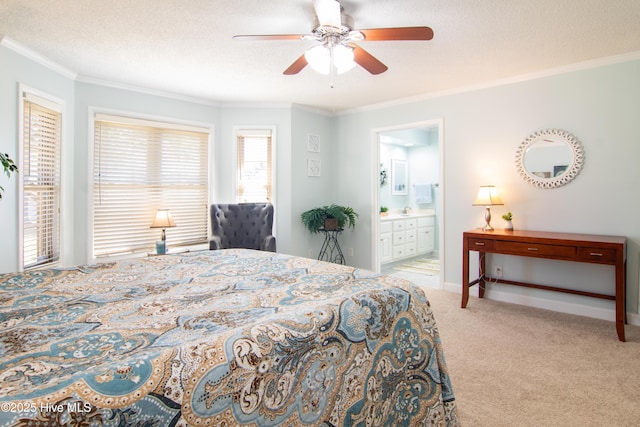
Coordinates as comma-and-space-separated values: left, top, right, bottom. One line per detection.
359, 26, 434, 41
233, 34, 305, 41
283, 54, 308, 75
313, 0, 341, 28
352, 45, 388, 75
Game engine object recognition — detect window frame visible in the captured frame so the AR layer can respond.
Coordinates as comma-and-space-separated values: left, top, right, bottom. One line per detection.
233, 126, 276, 205
17, 85, 65, 271
87, 108, 215, 262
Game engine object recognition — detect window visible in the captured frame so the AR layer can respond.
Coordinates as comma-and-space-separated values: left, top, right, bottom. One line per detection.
93, 114, 210, 258
236, 128, 273, 203
20, 91, 62, 269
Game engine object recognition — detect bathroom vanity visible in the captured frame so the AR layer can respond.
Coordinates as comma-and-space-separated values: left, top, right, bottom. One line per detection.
380, 211, 435, 264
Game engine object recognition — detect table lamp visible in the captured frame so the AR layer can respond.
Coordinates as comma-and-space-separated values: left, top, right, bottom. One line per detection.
150, 209, 176, 254
472, 185, 503, 231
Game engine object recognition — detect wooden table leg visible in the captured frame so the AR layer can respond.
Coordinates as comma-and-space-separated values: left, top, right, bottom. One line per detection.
462, 239, 470, 308
615, 257, 626, 342
479, 251, 486, 299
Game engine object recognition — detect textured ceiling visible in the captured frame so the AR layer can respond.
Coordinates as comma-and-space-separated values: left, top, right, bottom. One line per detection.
1, 0, 639, 112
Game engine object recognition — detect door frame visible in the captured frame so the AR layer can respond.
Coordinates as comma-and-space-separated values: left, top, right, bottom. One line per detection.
370, 118, 445, 287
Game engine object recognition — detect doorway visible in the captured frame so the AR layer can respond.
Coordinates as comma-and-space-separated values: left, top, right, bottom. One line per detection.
371, 119, 444, 289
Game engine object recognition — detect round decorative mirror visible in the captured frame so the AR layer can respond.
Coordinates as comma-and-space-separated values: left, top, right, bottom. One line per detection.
515, 129, 584, 189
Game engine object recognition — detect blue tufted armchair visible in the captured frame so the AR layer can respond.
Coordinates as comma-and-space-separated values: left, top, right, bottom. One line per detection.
209, 203, 276, 252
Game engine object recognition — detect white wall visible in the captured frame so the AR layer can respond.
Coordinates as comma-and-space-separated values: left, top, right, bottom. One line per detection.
336, 58, 640, 317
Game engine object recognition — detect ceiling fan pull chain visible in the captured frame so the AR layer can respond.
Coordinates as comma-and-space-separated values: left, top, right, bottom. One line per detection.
330, 46, 336, 88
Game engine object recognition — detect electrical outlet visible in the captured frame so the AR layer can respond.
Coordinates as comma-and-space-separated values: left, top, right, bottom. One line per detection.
495, 266, 503, 278
348, 248, 354, 257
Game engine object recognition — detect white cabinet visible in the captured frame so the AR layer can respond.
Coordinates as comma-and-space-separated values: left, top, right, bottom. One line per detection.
382, 215, 435, 264
417, 217, 435, 254
380, 221, 393, 263
404, 218, 417, 257
391, 219, 407, 259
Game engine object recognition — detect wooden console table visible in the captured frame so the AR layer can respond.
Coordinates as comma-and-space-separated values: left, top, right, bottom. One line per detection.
462, 229, 627, 341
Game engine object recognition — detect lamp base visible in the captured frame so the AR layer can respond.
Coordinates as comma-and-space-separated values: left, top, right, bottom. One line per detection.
482, 207, 494, 231
156, 240, 166, 255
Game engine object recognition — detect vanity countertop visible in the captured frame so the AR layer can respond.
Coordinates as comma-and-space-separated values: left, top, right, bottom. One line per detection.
380, 209, 435, 221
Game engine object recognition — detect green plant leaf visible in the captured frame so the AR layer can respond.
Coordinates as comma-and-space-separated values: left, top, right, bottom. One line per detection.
0, 153, 18, 200
301, 204, 358, 233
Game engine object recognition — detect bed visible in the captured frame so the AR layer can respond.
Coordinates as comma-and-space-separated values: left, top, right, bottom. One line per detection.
0, 249, 458, 426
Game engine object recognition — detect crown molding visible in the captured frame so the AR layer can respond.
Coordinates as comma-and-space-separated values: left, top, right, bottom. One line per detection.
339, 50, 640, 116
4, 33, 639, 116
1, 35, 77, 80
219, 101, 293, 110
75, 75, 221, 107
291, 103, 335, 116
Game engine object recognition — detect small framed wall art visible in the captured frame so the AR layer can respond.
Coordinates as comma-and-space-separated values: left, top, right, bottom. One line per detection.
307, 134, 320, 152
308, 158, 321, 177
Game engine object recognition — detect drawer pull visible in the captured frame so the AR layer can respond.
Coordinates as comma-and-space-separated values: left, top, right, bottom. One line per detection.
527, 247, 539, 251
475, 242, 485, 246
590, 252, 603, 257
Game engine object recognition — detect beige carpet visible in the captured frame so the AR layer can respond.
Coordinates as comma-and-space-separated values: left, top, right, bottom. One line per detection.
422, 289, 640, 427
392, 258, 440, 276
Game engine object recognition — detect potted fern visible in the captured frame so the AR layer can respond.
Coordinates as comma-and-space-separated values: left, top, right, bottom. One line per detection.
301, 204, 358, 234
1, 153, 18, 200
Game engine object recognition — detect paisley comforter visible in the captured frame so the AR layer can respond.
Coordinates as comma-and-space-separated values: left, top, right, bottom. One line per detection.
0, 249, 458, 426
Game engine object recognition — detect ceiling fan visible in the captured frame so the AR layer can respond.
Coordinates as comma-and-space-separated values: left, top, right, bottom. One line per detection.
233, 0, 434, 76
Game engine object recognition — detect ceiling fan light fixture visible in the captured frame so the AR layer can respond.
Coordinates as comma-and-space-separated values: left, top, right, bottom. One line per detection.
235, 1, 433, 76
304, 44, 355, 75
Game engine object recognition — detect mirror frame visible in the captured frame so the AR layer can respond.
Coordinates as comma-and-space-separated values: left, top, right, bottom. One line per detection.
515, 128, 584, 189
391, 159, 408, 195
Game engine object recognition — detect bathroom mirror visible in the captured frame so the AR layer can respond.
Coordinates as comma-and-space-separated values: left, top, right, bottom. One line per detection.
515, 129, 584, 189
391, 159, 408, 195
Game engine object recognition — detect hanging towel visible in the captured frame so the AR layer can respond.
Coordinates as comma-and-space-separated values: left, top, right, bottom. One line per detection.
415, 184, 433, 204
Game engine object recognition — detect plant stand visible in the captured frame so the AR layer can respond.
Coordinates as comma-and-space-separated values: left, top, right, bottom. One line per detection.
318, 228, 345, 264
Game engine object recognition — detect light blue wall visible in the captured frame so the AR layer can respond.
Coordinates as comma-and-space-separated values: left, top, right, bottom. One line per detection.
380, 145, 409, 209
73, 82, 221, 265
290, 107, 336, 259
218, 106, 293, 253
379, 132, 439, 212
0, 44, 297, 268
0, 44, 75, 270
2, 41, 639, 320
336, 58, 640, 315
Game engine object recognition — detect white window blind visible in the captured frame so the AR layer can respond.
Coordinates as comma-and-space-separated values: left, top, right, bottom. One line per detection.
236, 129, 272, 203
93, 116, 209, 258
22, 96, 62, 269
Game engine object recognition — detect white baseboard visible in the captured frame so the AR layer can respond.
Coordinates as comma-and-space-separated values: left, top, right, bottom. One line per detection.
443, 281, 640, 327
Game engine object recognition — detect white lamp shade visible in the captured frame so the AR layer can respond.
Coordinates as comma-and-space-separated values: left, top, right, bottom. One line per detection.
472, 185, 504, 206
305, 44, 356, 75
150, 209, 176, 228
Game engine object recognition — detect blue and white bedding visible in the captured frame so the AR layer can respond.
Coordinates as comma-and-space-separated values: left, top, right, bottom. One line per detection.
0, 249, 458, 426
